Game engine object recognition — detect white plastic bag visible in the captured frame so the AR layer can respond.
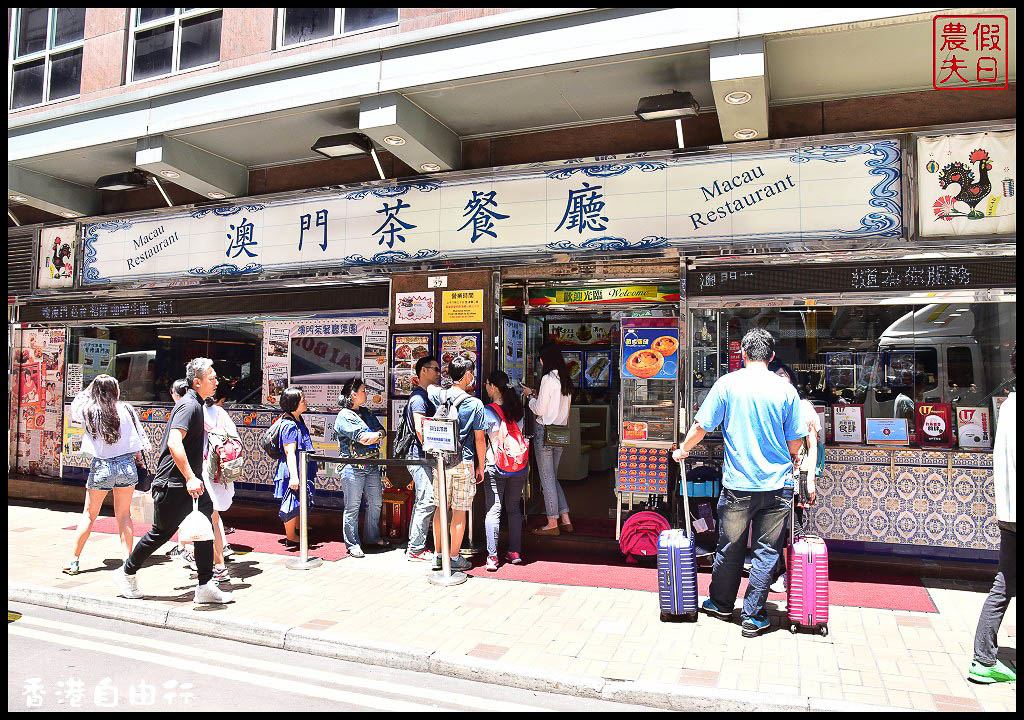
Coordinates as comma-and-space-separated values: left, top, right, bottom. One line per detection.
130, 490, 154, 525
179, 499, 214, 542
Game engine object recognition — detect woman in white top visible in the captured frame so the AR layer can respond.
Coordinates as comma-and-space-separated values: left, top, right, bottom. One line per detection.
768, 361, 822, 594
63, 374, 151, 575
203, 383, 239, 580
522, 344, 574, 535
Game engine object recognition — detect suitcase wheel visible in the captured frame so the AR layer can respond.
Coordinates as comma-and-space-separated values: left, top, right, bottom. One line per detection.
790, 624, 798, 634
819, 625, 829, 637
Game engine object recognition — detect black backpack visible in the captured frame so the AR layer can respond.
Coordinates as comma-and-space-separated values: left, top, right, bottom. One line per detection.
261, 413, 296, 460
393, 387, 435, 459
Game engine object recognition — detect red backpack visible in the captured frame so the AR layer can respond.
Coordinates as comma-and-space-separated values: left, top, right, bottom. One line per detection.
619, 510, 671, 563
487, 403, 529, 477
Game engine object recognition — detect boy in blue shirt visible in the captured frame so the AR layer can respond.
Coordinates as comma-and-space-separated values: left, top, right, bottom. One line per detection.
426, 355, 486, 571
674, 329, 805, 637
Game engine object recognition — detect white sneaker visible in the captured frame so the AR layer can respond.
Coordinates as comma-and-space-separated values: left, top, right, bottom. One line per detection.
180, 548, 197, 571
113, 566, 144, 599
770, 576, 787, 594
194, 581, 234, 605
222, 544, 236, 560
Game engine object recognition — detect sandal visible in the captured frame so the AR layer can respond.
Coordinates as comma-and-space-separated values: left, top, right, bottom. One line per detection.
62, 559, 80, 576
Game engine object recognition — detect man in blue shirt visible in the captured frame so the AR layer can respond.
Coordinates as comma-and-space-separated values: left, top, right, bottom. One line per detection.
673, 329, 805, 637
427, 355, 486, 571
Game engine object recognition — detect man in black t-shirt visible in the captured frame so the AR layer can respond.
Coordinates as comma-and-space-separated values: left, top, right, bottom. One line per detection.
115, 357, 233, 605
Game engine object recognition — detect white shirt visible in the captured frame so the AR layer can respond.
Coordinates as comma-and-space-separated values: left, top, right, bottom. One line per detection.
70, 394, 151, 459
798, 399, 823, 473
204, 403, 239, 437
993, 393, 1015, 523
529, 371, 571, 426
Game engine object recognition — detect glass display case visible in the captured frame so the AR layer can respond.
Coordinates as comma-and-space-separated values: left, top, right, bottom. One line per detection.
616, 317, 679, 537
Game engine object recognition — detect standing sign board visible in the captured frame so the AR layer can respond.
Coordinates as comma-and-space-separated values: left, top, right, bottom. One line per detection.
832, 405, 865, 444
915, 402, 954, 448
422, 418, 458, 455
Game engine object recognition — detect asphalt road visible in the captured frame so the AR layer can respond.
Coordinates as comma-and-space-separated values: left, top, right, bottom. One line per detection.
8, 602, 663, 712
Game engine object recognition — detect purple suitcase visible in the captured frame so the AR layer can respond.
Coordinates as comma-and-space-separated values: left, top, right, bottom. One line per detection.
657, 460, 698, 622
786, 499, 829, 636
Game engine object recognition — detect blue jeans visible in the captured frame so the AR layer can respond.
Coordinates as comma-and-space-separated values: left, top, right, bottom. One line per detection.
484, 469, 526, 557
532, 429, 568, 518
407, 463, 436, 554
709, 486, 793, 620
341, 464, 383, 548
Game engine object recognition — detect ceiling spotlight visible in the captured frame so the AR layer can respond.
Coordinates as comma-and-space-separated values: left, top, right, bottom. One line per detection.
95, 170, 149, 191
311, 132, 374, 158
383, 135, 406, 146
207, 191, 226, 199
159, 170, 181, 179
10, 195, 29, 202
420, 163, 442, 172
60, 211, 79, 218
733, 128, 759, 140
724, 91, 752, 105
635, 91, 700, 121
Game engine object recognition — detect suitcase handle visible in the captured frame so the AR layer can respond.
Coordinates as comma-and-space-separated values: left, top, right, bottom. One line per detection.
677, 458, 692, 541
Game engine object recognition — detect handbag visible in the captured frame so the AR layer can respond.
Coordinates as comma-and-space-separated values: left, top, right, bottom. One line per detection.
127, 407, 154, 492
543, 423, 571, 447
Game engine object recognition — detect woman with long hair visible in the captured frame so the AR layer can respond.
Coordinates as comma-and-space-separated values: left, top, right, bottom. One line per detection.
63, 374, 151, 575
482, 370, 529, 570
521, 344, 574, 535
203, 382, 239, 582
334, 378, 387, 558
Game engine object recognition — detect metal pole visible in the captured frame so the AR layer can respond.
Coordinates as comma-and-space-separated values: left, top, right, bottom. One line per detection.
429, 454, 467, 586
286, 449, 322, 570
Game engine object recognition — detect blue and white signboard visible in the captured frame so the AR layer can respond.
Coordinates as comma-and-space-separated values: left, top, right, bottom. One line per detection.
82, 140, 903, 285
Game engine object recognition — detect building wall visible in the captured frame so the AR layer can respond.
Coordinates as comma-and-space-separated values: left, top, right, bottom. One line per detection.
8, 8, 530, 120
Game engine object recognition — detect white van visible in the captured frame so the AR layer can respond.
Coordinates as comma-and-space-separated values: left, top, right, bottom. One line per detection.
113, 350, 157, 400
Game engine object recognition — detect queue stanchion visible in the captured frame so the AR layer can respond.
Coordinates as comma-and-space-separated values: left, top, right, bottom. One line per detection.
286, 449, 323, 571
428, 452, 467, 586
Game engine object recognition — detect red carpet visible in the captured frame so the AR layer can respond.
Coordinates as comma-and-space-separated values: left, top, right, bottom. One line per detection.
64, 517, 350, 562
72, 518, 937, 612
465, 553, 938, 613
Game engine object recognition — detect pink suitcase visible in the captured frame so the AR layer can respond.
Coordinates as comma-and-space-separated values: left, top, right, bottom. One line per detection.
786, 506, 829, 636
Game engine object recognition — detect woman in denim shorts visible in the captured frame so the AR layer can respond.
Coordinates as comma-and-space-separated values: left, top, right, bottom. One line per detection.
63, 374, 151, 575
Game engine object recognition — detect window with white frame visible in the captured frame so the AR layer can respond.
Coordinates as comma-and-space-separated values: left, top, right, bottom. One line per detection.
9, 8, 86, 110
128, 8, 222, 82
276, 8, 399, 49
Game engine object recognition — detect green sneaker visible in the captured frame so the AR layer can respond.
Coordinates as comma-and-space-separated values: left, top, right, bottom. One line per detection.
968, 659, 1016, 684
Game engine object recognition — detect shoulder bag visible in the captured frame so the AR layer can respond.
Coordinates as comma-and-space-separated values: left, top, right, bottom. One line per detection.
127, 406, 154, 492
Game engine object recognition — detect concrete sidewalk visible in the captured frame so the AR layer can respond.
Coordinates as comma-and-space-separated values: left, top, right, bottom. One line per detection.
7, 502, 1016, 712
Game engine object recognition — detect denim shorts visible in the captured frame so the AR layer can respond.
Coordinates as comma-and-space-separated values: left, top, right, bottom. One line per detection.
86, 452, 139, 491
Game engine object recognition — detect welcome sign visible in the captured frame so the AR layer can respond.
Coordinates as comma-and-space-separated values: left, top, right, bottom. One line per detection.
82, 140, 903, 285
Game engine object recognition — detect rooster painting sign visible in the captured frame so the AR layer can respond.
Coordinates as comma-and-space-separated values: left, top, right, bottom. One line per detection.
918, 130, 1015, 236
37, 224, 77, 289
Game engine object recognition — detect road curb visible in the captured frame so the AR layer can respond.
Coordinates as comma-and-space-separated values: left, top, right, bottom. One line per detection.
428, 651, 607, 699
9, 582, 901, 712
166, 607, 290, 649
284, 627, 433, 672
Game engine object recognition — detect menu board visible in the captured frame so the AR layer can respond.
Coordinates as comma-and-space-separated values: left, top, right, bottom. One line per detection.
545, 322, 613, 346
438, 331, 482, 396
616, 446, 670, 494
391, 334, 433, 398
562, 351, 584, 388
621, 326, 679, 381
502, 319, 526, 388
915, 402, 954, 448
584, 350, 612, 389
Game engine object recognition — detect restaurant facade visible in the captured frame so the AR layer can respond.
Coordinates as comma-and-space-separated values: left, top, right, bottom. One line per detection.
8, 117, 1016, 561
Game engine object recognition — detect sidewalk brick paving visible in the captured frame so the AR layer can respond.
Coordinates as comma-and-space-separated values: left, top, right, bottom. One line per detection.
7, 503, 1016, 711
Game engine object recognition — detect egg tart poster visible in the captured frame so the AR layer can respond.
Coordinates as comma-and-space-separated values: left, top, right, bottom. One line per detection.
620, 327, 679, 381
